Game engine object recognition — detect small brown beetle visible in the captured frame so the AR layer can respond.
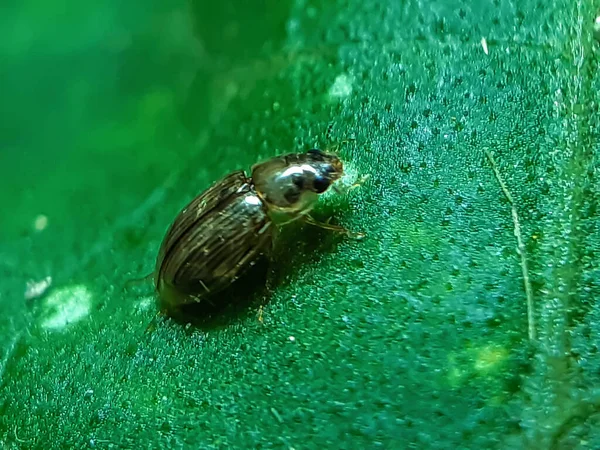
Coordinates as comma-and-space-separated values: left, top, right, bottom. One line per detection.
154, 148, 361, 313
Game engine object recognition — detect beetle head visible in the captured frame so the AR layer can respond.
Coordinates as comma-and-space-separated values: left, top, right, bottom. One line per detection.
251, 149, 344, 217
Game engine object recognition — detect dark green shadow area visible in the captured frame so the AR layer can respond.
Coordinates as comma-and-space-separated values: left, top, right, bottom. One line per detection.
1, 0, 599, 448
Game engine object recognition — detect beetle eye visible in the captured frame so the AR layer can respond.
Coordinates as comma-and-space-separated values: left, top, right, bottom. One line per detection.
313, 175, 330, 193
323, 164, 335, 174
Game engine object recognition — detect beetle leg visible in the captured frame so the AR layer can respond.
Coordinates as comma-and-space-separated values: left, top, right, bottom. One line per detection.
349, 174, 370, 191
304, 214, 364, 239
143, 310, 164, 334
124, 271, 154, 289
257, 305, 265, 323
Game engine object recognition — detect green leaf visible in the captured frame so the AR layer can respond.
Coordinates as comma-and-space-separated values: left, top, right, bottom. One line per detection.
1, 0, 599, 448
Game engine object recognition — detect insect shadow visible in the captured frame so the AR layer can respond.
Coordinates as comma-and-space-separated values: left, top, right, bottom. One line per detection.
160, 215, 346, 331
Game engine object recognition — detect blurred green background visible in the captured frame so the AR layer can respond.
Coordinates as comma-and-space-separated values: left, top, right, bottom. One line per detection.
1, 0, 599, 448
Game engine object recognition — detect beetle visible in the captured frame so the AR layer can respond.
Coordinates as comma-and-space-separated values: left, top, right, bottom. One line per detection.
153, 147, 362, 314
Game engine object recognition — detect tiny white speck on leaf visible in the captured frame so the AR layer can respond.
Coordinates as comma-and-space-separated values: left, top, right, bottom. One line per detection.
136, 296, 154, 312
224, 82, 239, 99
40, 285, 92, 331
480, 37, 489, 55
289, 336, 295, 342
328, 73, 353, 100
25, 276, 52, 300
33, 214, 48, 231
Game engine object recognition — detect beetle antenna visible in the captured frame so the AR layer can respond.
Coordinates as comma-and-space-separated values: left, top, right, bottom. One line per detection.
324, 122, 356, 154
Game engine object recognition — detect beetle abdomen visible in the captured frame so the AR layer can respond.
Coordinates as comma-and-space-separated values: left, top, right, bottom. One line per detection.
155, 171, 272, 310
